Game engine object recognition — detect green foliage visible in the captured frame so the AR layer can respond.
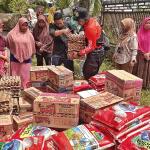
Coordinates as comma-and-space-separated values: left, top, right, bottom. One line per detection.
8, 0, 29, 14
56, 0, 73, 9
91, 0, 102, 16
0, 0, 12, 13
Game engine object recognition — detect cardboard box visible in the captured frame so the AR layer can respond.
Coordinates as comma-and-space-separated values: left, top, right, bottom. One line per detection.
23, 87, 43, 102
33, 93, 80, 129
105, 70, 143, 101
0, 115, 13, 139
48, 66, 73, 89
19, 97, 32, 112
34, 113, 78, 129
13, 112, 33, 131
80, 92, 123, 123
34, 93, 80, 115
30, 66, 49, 82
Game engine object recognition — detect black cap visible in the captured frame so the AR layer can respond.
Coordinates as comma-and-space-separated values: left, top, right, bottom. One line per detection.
74, 7, 88, 21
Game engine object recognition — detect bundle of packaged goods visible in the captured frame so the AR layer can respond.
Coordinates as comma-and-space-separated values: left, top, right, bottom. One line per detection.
48, 66, 74, 93
30, 66, 49, 82
0, 92, 10, 114
0, 115, 13, 141
19, 97, 32, 112
105, 70, 143, 101
33, 93, 80, 129
89, 72, 106, 91
29, 66, 51, 92
23, 87, 43, 103
118, 124, 150, 150
0, 76, 21, 114
51, 124, 115, 150
0, 124, 57, 150
73, 80, 92, 93
80, 92, 123, 123
67, 33, 86, 59
13, 112, 34, 131
91, 102, 150, 143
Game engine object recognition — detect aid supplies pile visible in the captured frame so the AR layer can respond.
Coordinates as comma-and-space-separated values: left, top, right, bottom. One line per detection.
0, 67, 149, 150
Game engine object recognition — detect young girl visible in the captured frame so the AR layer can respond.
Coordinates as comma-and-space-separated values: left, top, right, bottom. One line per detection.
0, 19, 8, 77
113, 18, 138, 73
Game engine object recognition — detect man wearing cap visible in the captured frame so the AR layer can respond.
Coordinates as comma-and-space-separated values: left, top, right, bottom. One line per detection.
72, 7, 109, 80
49, 12, 74, 71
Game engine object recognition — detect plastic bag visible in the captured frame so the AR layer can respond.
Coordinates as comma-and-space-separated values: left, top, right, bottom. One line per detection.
11, 124, 57, 141
118, 124, 150, 150
91, 116, 150, 140
51, 124, 114, 150
93, 102, 150, 131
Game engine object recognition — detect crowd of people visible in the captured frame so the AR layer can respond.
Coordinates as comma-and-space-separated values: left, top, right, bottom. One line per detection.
0, 6, 149, 89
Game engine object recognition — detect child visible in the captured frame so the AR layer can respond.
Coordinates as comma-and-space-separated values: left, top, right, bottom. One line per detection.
113, 18, 138, 73
0, 19, 8, 77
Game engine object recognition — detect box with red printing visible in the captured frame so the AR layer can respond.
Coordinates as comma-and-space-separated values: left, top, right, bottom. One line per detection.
105, 70, 143, 101
33, 93, 80, 128
80, 92, 123, 123
13, 112, 33, 131
48, 66, 73, 89
0, 115, 13, 140
30, 66, 49, 82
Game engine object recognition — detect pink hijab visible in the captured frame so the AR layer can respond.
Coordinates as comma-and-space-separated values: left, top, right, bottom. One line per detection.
138, 17, 150, 53
7, 17, 35, 63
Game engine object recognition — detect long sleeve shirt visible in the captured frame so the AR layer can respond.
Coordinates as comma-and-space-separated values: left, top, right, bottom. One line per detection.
79, 18, 102, 56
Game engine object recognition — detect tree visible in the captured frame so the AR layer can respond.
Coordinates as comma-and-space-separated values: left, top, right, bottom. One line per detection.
8, 0, 29, 14
79, 0, 102, 16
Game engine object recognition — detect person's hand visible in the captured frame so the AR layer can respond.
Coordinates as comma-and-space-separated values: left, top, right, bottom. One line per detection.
144, 53, 150, 61
36, 42, 43, 47
62, 28, 71, 35
130, 58, 136, 67
4, 62, 9, 69
68, 51, 80, 60
72, 51, 80, 59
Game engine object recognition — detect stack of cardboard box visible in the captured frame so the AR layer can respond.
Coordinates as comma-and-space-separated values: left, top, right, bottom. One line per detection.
33, 93, 80, 129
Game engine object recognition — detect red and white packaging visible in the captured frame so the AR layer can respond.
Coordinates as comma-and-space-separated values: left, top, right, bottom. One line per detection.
118, 124, 150, 150
73, 80, 92, 93
89, 72, 106, 91
1, 136, 44, 150
12, 124, 57, 141
43, 138, 59, 150
93, 102, 150, 131
91, 116, 150, 141
51, 124, 115, 150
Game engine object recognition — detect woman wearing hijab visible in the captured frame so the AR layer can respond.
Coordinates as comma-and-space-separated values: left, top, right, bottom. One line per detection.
0, 19, 8, 77
133, 17, 150, 89
33, 15, 53, 66
113, 18, 138, 73
7, 17, 35, 89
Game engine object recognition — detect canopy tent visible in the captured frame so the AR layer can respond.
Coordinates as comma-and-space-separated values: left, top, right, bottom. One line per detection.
100, 0, 150, 43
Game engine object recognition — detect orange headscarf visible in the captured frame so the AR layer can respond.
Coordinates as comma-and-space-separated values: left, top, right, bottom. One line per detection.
7, 17, 35, 63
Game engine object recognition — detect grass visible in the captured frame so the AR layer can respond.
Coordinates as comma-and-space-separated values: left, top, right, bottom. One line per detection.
32, 57, 150, 106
